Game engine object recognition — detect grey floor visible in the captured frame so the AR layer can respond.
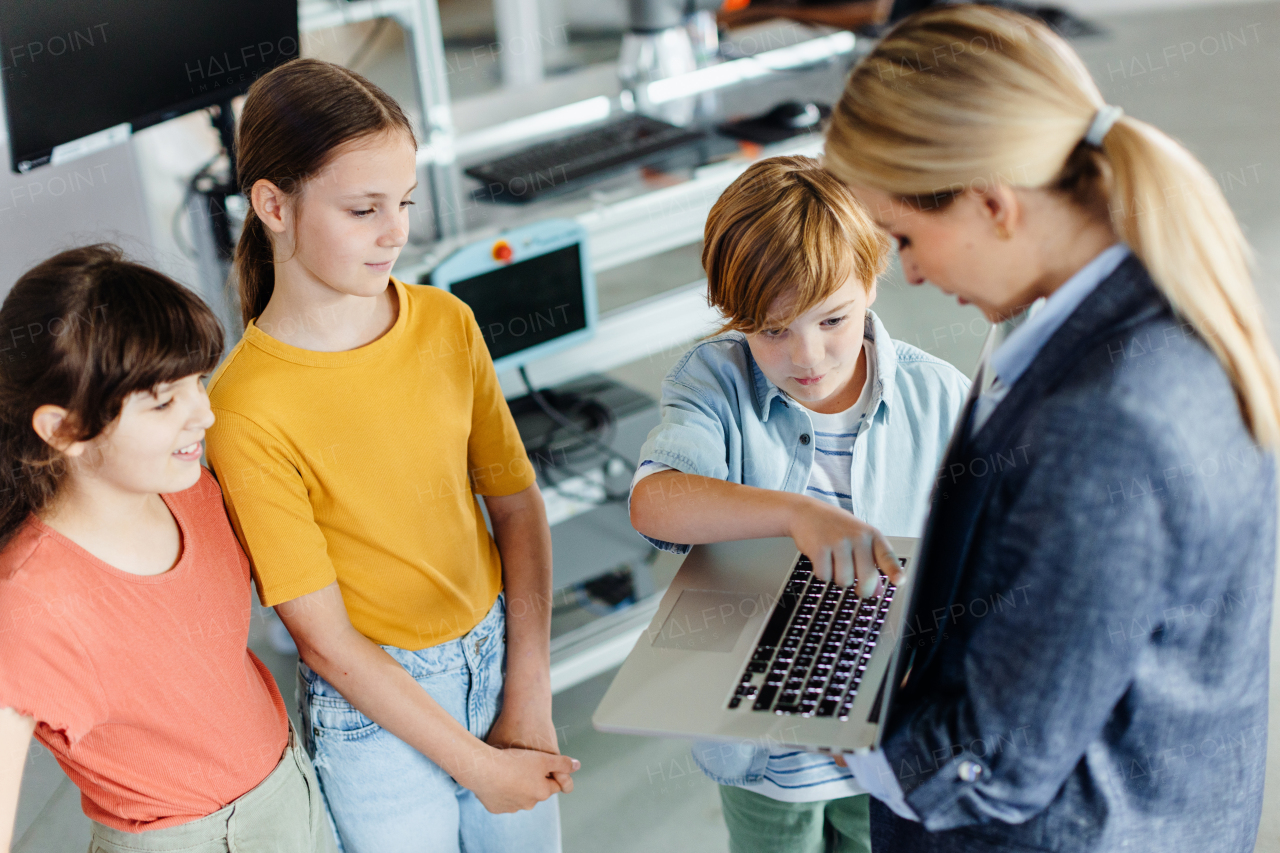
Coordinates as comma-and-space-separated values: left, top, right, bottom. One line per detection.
12, 2, 1280, 851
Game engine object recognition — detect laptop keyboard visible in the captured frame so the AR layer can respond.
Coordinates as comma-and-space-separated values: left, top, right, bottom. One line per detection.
729, 556, 898, 720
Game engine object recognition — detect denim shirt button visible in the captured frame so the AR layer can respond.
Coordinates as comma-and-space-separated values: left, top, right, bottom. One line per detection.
799, 433, 811, 445
957, 760, 984, 783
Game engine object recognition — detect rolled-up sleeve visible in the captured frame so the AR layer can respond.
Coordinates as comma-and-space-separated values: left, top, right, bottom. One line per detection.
629, 377, 734, 553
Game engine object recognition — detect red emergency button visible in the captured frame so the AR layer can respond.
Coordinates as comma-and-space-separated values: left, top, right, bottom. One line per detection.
493, 240, 513, 263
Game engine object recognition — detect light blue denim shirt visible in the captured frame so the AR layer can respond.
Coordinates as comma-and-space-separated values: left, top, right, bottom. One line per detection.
633, 310, 971, 551
630, 310, 971, 790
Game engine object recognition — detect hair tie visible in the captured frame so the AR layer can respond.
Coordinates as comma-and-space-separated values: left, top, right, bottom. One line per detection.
1085, 104, 1124, 147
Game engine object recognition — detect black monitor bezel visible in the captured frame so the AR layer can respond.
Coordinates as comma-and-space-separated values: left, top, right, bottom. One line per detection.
0, 4, 298, 173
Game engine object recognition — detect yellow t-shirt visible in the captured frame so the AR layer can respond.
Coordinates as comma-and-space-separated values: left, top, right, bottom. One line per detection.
205, 278, 535, 649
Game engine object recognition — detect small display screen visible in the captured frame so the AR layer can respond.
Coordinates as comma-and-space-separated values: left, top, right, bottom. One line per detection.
450, 244, 588, 362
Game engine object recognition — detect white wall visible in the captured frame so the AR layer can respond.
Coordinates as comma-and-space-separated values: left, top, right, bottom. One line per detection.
0, 139, 158, 296
0, 102, 206, 299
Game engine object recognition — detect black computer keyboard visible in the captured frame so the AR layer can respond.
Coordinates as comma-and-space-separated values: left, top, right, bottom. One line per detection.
464, 114, 705, 201
730, 557, 898, 719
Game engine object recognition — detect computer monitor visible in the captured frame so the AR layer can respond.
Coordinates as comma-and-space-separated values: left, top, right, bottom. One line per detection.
429, 219, 598, 373
0, 0, 298, 172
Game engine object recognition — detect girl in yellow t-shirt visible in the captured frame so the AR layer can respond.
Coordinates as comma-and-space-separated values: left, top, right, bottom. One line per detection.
205, 59, 576, 853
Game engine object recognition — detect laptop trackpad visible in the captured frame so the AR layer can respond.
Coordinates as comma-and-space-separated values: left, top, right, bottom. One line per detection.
651, 589, 754, 653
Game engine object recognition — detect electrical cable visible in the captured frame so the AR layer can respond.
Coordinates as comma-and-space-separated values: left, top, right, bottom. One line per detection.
172, 151, 224, 258
525, 423, 630, 503
527, 398, 615, 468
518, 366, 637, 503
544, 456, 628, 504
518, 367, 636, 473
171, 187, 198, 258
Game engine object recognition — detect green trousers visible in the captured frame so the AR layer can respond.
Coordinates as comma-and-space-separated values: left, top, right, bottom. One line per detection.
88, 728, 336, 853
718, 785, 871, 853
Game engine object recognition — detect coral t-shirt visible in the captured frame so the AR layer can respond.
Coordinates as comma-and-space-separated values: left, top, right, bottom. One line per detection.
0, 468, 288, 832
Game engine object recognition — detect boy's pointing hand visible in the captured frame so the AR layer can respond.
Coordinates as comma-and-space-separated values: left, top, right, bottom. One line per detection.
785, 495, 902, 592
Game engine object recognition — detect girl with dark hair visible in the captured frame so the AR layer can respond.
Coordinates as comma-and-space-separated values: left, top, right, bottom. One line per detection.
0, 246, 335, 853
204, 58, 576, 853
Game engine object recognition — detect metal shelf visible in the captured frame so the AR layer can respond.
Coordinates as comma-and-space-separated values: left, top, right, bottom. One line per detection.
579, 132, 824, 273
299, 0, 416, 35
550, 591, 662, 694
300, 0, 464, 236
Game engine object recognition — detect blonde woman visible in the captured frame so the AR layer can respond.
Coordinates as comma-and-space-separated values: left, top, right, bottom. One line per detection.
823, 6, 1279, 852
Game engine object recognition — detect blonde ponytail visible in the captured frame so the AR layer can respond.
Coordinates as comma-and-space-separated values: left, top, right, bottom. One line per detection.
1098, 117, 1280, 445
826, 5, 1280, 446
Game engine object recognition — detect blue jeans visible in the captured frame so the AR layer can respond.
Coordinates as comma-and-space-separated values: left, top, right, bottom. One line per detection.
297, 595, 561, 853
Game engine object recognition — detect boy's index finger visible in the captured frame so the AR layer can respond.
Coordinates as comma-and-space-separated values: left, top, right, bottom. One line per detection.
834, 538, 855, 588
874, 536, 904, 584
812, 548, 834, 583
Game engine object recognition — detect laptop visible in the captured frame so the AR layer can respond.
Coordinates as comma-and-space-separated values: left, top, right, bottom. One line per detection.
592, 535, 918, 756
